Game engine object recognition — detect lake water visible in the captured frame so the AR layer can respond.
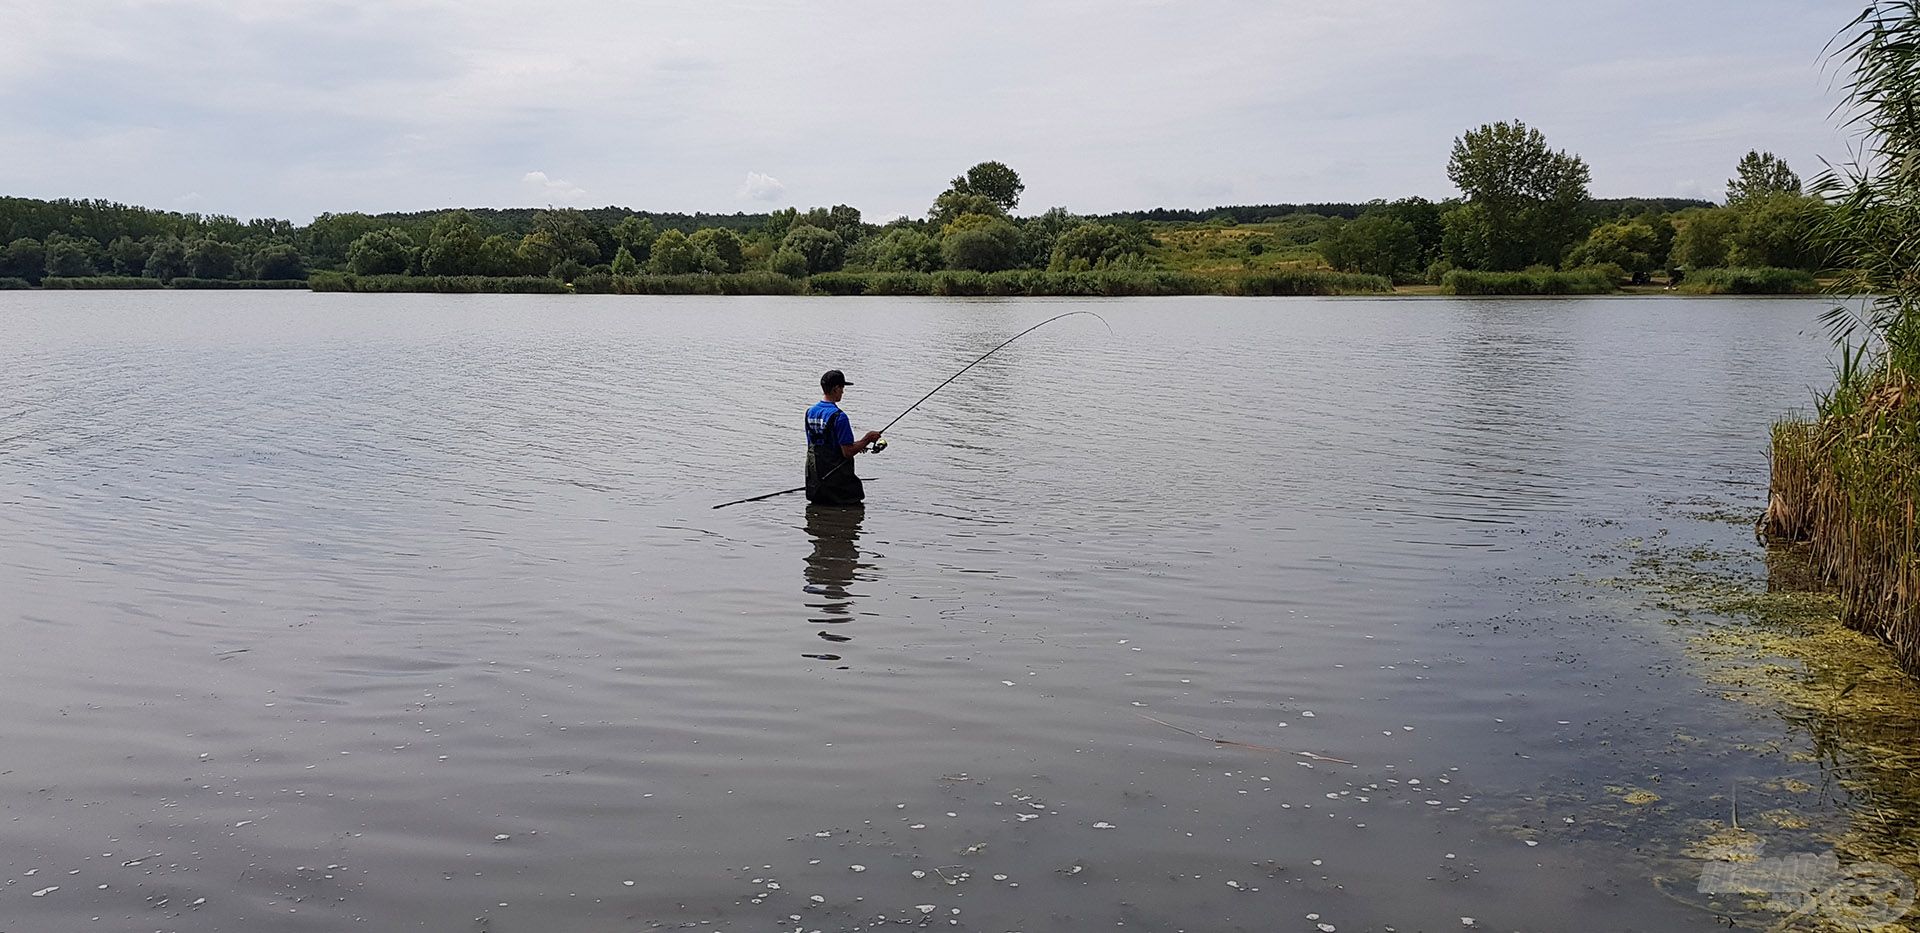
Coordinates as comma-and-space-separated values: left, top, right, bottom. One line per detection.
0, 292, 1867, 931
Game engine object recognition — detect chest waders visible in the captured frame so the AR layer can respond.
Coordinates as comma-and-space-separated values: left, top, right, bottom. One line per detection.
805, 419, 865, 506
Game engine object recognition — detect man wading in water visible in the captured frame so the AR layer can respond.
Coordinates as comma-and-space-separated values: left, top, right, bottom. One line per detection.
805, 370, 883, 506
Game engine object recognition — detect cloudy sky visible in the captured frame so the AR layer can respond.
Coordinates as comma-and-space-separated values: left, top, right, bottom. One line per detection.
0, 0, 1857, 223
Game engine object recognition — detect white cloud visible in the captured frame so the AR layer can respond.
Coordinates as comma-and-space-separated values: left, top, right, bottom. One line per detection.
0, 0, 1862, 219
738, 171, 786, 201
522, 171, 587, 202
1674, 179, 1714, 201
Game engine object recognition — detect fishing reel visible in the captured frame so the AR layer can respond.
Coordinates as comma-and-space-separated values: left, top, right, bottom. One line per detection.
870, 437, 889, 453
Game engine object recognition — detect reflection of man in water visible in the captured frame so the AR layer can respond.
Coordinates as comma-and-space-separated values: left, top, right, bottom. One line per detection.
804, 505, 864, 640
805, 370, 882, 507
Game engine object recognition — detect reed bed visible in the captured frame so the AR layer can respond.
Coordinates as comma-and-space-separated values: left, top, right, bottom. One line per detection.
308, 273, 570, 294
1441, 268, 1617, 295
571, 272, 804, 295
1766, 373, 1920, 672
38, 276, 164, 289
803, 268, 1390, 297
167, 278, 308, 289
1676, 267, 1820, 295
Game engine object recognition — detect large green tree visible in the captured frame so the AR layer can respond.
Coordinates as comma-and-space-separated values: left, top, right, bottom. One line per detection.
1566, 220, 1660, 276
107, 236, 150, 275
477, 235, 523, 276
251, 242, 306, 280
780, 225, 846, 274
421, 212, 485, 276
611, 216, 657, 263
929, 162, 1023, 225
1016, 208, 1079, 268
947, 161, 1024, 213
646, 229, 697, 275
346, 228, 416, 275
0, 238, 45, 284
689, 227, 745, 273
768, 248, 809, 278
868, 227, 943, 272
929, 191, 1005, 227
186, 237, 238, 279
1048, 222, 1153, 271
1319, 214, 1422, 280
304, 212, 384, 270
517, 210, 600, 276
1444, 120, 1592, 269
940, 213, 1021, 271
1670, 208, 1738, 269
1726, 150, 1801, 206
142, 236, 188, 282
1375, 197, 1446, 267
1729, 195, 1827, 270
43, 233, 98, 277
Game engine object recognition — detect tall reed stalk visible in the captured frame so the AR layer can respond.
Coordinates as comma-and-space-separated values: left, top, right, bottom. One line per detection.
1768, 3, 1920, 672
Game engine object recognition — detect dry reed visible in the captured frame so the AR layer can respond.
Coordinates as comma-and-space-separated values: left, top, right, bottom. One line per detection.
1765, 372, 1920, 672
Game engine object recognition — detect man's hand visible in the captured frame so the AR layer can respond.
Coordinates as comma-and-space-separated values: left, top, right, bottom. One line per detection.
844, 430, 884, 459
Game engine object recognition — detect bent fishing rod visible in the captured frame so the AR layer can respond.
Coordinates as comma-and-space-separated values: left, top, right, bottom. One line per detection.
711, 309, 1112, 509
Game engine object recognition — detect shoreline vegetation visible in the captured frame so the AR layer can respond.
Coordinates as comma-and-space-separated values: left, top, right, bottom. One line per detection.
0, 129, 1838, 297
1764, 4, 1920, 681
304, 269, 1400, 297
2, 266, 1825, 298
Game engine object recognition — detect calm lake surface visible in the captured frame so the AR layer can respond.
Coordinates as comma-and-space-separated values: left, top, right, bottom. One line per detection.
0, 292, 1858, 931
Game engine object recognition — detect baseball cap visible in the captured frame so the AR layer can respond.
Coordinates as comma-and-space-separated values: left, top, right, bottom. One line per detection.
821, 369, 852, 389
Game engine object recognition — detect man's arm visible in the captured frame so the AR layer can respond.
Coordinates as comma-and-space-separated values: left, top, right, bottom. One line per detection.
841, 430, 882, 459
837, 412, 880, 458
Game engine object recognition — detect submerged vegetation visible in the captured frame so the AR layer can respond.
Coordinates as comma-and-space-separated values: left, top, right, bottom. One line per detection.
1619, 538, 1920, 929
1765, 3, 1920, 681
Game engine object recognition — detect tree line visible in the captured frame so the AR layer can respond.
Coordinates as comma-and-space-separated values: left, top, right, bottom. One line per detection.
0, 133, 1826, 289
1315, 127, 1820, 285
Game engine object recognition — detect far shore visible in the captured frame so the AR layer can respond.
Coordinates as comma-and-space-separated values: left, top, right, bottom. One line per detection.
1, 268, 1829, 299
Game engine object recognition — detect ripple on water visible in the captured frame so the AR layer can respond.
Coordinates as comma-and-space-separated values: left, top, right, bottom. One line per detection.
0, 292, 1841, 930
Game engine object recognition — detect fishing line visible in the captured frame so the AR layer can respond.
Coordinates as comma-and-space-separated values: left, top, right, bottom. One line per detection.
711, 310, 1112, 509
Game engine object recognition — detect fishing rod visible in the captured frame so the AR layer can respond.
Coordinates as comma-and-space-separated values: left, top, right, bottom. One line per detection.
711, 310, 1111, 510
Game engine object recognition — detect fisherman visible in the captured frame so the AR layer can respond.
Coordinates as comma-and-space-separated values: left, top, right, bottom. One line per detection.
805, 370, 883, 506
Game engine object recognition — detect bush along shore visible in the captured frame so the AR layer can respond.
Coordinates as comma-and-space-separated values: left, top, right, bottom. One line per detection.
1763, 3, 1920, 675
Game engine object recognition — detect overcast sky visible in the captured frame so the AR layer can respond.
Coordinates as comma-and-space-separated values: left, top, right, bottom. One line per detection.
0, 0, 1857, 223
